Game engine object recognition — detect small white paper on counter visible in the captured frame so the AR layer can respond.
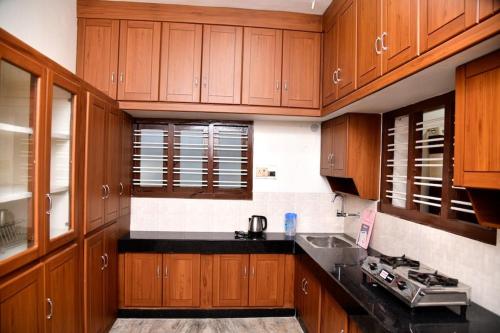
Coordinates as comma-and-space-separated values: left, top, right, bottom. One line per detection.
356, 208, 376, 249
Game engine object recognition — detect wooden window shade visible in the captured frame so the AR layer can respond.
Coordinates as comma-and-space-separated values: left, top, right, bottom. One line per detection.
380, 93, 496, 245
132, 119, 253, 199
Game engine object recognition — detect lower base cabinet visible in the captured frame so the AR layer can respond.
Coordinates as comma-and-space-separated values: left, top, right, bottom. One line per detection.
121, 253, 290, 309
321, 288, 348, 333
0, 244, 78, 333
295, 257, 321, 333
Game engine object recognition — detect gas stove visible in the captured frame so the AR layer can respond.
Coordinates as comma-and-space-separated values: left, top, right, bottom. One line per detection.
361, 254, 470, 316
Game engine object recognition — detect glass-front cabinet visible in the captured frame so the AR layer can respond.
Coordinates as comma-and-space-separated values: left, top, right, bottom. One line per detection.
43, 72, 79, 252
0, 45, 45, 274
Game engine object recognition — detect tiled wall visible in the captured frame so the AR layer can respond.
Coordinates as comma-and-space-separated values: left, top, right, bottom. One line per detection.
131, 192, 344, 233
344, 196, 500, 316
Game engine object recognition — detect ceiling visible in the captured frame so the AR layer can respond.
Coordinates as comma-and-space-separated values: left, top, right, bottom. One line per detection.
106, 0, 333, 14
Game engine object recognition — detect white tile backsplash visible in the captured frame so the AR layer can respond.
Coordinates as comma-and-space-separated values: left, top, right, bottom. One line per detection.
344, 196, 500, 316
131, 192, 344, 234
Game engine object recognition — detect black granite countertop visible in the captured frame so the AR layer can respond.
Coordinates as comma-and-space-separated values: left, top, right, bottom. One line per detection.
294, 234, 500, 333
118, 231, 295, 254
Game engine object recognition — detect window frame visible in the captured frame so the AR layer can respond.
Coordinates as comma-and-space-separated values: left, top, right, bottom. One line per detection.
132, 118, 253, 200
379, 93, 496, 245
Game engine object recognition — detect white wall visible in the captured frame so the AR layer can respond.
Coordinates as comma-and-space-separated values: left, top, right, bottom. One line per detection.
0, 0, 77, 72
131, 120, 343, 233
344, 196, 500, 316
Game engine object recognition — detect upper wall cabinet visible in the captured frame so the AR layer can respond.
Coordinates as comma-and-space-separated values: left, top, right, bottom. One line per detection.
420, 0, 476, 52
357, 0, 382, 88
118, 20, 161, 101
322, 21, 339, 105
160, 23, 202, 103
320, 114, 381, 200
201, 25, 242, 104
282, 31, 321, 108
242, 28, 283, 107
77, 19, 119, 99
0, 44, 45, 276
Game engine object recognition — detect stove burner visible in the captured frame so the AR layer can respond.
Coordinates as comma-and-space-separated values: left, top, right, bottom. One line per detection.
379, 254, 420, 269
408, 270, 459, 287
234, 231, 266, 240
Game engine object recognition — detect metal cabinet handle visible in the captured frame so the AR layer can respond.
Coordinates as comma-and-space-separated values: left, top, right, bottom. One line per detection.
165, 266, 168, 278
301, 278, 306, 292
332, 70, 338, 84
243, 266, 248, 277
375, 36, 382, 55
303, 280, 309, 295
103, 253, 109, 268
119, 182, 124, 196
101, 185, 107, 199
105, 185, 110, 199
202, 76, 208, 88
46, 194, 52, 215
332, 154, 335, 166
276, 81, 280, 91
381, 32, 388, 51
119, 72, 124, 83
283, 81, 288, 91
194, 77, 199, 87
111, 72, 115, 83
251, 266, 255, 277
157, 265, 161, 278
100, 255, 106, 270
46, 298, 53, 319
336, 68, 342, 82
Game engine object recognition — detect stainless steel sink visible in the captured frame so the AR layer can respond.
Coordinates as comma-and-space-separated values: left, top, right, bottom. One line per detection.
301, 235, 358, 248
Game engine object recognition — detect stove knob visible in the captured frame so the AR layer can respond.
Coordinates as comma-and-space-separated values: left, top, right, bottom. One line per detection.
397, 280, 407, 290
368, 262, 378, 271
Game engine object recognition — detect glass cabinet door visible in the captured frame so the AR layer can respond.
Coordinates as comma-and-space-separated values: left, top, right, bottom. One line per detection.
45, 73, 78, 249
0, 50, 44, 267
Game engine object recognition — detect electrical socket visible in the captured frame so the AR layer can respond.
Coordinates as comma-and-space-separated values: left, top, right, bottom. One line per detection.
256, 167, 269, 177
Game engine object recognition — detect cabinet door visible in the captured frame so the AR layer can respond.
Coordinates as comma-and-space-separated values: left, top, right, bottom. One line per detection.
332, 117, 348, 177
77, 19, 119, 99
118, 20, 161, 101
163, 254, 201, 307
123, 253, 162, 307
44, 72, 79, 253
337, 0, 357, 98
320, 289, 348, 333
201, 25, 243, 104
382, 0, 418, 72
454, 51, 500, 189
0, 264, 44, 333
420, 0, 476, 52
84, 231, 105, 333
105, 107, 121, 224
213, 254, 249, 307
294, 257, 306, 318
357, 0, 382, 88
302, 265, 321, 333
159, 23, 202, 103
242, 28, 282, 106
0, 47, 45, 276
282, 31, 320, 108
248, 254, 285, 307
104, 223, 119, 329
322, 22, 339, 106
320, 121, 334, 176
84, 93, 106, 234
120, 114, 132, 217
44, 244, 78, 333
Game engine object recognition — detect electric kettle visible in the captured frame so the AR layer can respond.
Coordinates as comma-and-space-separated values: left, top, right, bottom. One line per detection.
248, 215, 267, 237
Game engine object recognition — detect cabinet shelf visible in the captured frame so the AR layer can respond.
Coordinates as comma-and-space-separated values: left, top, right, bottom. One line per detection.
0, 122, 33, 134
0, 186, 32, 203
52, 132, 70, 140
50, 186, 69, 194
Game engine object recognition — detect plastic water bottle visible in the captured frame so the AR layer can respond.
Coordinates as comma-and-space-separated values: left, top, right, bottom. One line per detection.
284, 213, 297, 236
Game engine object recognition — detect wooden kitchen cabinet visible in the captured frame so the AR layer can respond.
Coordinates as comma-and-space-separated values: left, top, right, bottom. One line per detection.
201, 25, 242, 104
357, 0, 382, 88
118, 20, 161, 101
454, 50, 500, 191
44, 244, 78, 333
0, 264, 45, 333
248, 254, 285, 307
77, 19, 119, 99
104, 223, 120, 328
478, 0, 500, 21
242, 28, 283, 106
104, 107, 121, 224
320, 114, 381, 200
160, 23, 202, 103
163, 254, 201, 307
120, 114, 133, 217
282, 31, 321, 108
320, 288, 348, 333
123, 253, 162, 307
213, 254, 249, 307
337, 0, 357, 98
420, 0, 477, 52
322, 21, 339, 105
295, 257, 321, 333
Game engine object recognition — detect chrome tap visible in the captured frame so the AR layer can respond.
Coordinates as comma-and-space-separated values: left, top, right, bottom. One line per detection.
332, 193, 360, 218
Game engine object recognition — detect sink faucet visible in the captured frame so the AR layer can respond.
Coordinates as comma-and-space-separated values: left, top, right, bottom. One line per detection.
332, 193, 360, 218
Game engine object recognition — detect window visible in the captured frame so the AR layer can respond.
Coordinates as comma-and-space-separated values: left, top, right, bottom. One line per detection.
132, 119, 253, 199
380, 93, 496, 244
